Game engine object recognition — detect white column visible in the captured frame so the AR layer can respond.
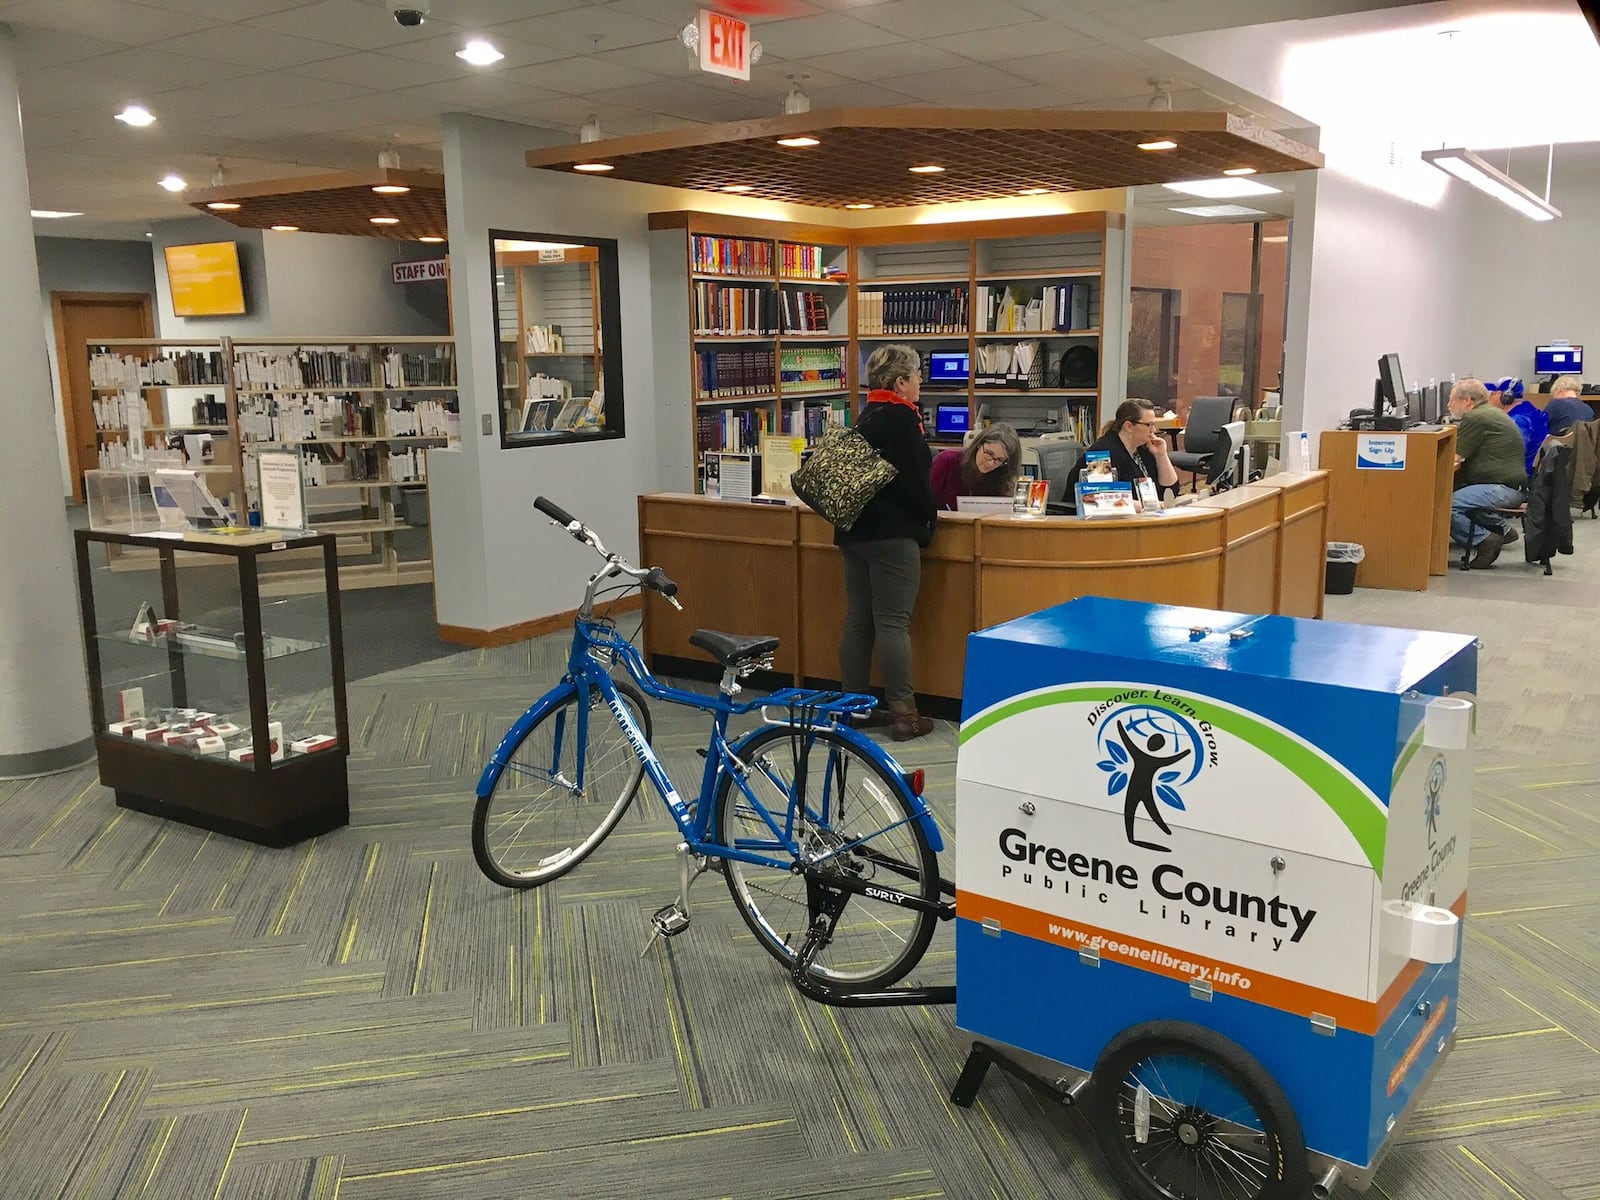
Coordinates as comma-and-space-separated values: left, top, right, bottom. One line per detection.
0, 23, 94, 777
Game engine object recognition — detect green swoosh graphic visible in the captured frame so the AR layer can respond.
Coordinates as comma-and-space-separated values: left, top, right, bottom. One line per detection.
961, 685, 1389, 875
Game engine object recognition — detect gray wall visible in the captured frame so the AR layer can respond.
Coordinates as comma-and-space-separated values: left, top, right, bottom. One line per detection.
35, 235, 159, 493
263, 232, 450, 337
150, 215, 273, 338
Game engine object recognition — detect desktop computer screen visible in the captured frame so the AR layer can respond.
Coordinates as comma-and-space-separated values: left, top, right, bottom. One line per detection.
928, 352, 970, 385
1535, 344, 1583, 375
934, 404, 971, 439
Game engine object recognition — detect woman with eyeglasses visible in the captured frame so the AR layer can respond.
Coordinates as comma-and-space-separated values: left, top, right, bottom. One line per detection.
929, 423, 1022, 511
1063, 398, 1178, 503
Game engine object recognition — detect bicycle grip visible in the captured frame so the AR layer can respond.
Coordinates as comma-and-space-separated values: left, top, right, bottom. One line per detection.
534, 495, 578, 529
643, 567, 679, 598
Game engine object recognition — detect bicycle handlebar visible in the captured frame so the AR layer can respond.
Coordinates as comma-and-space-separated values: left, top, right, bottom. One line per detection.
533, 496, 681, 609
533, 495, 582, 537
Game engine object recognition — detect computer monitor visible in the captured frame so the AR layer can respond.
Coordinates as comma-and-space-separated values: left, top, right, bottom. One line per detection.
928, 352, 970, 385
1535, 344, 1582, 375
934, 404, 971, 439
1376, 353, 1407, 428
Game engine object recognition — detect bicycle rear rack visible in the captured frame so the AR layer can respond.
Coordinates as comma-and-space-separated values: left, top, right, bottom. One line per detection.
757, 687, 878, 726
787, 867, 959, 1009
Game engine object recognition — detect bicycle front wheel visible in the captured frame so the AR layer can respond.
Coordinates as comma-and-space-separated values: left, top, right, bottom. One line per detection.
716, 725, 938, 990
472, 678, 652, 889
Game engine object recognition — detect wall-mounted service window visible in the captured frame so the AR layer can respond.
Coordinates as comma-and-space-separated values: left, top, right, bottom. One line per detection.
491, 229, 624, 447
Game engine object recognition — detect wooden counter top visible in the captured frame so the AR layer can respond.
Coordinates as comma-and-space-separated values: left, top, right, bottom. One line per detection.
639, 472, 1328, 705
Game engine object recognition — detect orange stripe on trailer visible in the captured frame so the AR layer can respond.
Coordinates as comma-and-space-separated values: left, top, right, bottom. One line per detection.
958, 890, 1382, 1035
1388, 995, 1450, 1095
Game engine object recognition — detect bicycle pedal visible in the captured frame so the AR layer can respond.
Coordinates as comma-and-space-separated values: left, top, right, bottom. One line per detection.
651, 903, 691, 938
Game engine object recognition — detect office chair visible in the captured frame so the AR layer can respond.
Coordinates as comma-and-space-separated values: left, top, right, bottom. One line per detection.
1203, 421, 1246, 492
1170, 395, 1235, 490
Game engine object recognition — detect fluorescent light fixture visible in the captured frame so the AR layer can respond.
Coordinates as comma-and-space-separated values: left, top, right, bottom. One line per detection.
418, 236, 446, 243
206, 201, 241, 211
1421, 147, 1559, 221
372, 184, 410, 195
1137, 139, 1177, 151
844, 203, 874, 210
369, 216, 400, 225
1168, 204, 1268, 217
456, 40, 504, 66
1262, 235, 1289, 243
721, 184, 753, 193
270, 225, 299, 231
1017, 187, 1049, 196
497, 240, 584, 252
908, 164, 945, 174
1222, 167, 1257, 176
158, 174, 186, 192
1164, 178, 1281, 198
31, 209, 83, 218
115, 105, 155, 127
776, 136, 820, 147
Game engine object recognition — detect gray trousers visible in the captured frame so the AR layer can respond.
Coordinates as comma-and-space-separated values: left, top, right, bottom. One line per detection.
839, 538, 922, 710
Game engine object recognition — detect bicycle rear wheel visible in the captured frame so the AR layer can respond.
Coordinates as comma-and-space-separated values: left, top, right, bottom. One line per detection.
716, 725, 938, 990
472, 678, 652, 889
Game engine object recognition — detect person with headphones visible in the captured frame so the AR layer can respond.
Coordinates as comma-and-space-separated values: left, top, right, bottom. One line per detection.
1489, 376, 1547, 476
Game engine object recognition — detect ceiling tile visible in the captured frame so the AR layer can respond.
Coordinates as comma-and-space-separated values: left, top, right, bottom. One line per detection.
492, 94, 654, 132
589, 38, 702, 76
159, 23, 354, 69
402, 75, 565, 112
880, 63, 1033, 103
802, 80, 920, 107
17, 65, 180, 116
502, 55, 665, 96
79, 46, 260, 88
1005, 43, 1158, 88
302, 89, 449, 125
926, 20, 1096, 63
0, 0, 219, 46
755, 14, 905, 59
287, 49, 462, 90
8, 27, 130, 71
452, 0, 592, 24
800, 40, 969, 82
585, 78, 749, 121
126, 0, 320, 19
852, 0, 1038, 40
244, 0, 466, 50
489, 7, 684, 55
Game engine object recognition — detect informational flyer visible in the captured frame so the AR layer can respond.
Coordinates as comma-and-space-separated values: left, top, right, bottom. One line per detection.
256, 450, 307, 531
760, 434, 806, 498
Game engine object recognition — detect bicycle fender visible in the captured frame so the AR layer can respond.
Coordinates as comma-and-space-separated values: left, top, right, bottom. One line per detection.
731, 724, 945, 853
475, 680, 578, 799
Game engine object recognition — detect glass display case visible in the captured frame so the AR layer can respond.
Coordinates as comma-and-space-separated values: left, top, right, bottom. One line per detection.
74, 529, 349, 847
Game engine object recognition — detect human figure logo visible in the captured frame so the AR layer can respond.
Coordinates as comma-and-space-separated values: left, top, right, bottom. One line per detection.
1095, 705, 1206, 852
1424, 755, 1445, 849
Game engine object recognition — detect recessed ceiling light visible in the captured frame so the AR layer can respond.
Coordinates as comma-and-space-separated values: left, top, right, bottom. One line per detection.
776, 136, 820, 148
270, 225, 299, 232
1017, 187, 1049, 196
369, 216, 400, 225
844, 203, 874, 210
1168, 204, 1268, 218
456, 40, 504, 66
1223, 167, 1257, 176
1138, 139, 1178, 151
721, 184, 753, 193
115, 105, 155, 127
31, 209, 83, 219
418, 236, 446, 243
908, 164, 945, 174
372, 184, 410, 195
1164, 178, 1281, 199
158, 174, 186, 192
572, 163, 614, 172
206, 201, 241, 211
1262, 235, 1289, 243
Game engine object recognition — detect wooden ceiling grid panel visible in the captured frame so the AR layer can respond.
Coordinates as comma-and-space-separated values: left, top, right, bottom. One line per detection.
187, 169, 447, 240
524, 108, 1324, 210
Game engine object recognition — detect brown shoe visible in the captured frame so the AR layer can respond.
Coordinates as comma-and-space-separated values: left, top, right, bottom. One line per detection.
1470, 529, 1505, 569
890, 710, 935, 741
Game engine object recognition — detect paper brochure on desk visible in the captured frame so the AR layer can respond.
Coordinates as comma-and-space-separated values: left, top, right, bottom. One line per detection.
256, 450, 307, 531
1077, 480, 1136, 518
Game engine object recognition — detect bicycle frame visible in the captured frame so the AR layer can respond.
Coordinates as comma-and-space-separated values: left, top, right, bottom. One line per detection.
476, 613, 944, 871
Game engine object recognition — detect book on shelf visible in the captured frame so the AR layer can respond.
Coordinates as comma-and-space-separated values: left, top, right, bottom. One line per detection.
858, 287, 967, 336
778, 243, 838, 280
691, 234, 772, 276
696, 407, 768, 454
779, 290, 832, 334
693, 282, 778, 336
976, 282, 1092, 333
696, 348, 776, 399
778, 346, 843, 395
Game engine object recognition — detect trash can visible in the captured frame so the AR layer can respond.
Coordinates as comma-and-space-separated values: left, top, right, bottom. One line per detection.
399, 485, 430, 527
1325, 541, 1364, 594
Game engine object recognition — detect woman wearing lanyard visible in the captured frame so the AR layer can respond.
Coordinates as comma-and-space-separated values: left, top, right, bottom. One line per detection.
1063, 398, 1179, 507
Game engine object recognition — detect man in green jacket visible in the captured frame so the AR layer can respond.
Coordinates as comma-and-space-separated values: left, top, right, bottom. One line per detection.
1449, 378, 1528, 568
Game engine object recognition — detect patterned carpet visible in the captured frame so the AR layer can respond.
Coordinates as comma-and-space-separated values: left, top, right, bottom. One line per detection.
2, 521, 1598, 1199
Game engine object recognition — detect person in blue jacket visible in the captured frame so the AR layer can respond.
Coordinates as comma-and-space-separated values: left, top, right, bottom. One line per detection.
1489, 377, 1546, 476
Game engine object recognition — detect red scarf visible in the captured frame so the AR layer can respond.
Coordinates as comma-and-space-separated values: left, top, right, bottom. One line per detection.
866, 388, 925, 434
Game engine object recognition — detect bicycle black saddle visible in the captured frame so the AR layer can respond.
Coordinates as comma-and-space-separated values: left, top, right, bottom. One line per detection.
689, 629, 780, 666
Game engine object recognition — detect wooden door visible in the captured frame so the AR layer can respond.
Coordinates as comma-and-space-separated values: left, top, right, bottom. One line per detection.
51, 291, 155, 501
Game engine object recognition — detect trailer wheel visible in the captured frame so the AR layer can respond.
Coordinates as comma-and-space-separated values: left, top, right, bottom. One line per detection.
1088, 1021, 1309, 1200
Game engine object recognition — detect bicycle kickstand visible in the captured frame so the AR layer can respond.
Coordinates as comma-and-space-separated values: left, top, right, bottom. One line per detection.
639, 842, 716, 958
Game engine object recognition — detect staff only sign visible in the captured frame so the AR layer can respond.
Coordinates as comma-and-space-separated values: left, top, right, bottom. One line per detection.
392, 258, 447, 284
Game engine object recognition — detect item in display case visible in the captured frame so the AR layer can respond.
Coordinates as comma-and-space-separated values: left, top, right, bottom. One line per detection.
290, 733, 338, 754
118, 687, 145, 721
108, 719, 146, 736
132, 725, 169, 744
194, 735, 227, 755
150, 468, 232, 529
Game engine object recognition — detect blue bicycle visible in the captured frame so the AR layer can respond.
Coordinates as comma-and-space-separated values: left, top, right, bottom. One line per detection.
471, 497, 948, 990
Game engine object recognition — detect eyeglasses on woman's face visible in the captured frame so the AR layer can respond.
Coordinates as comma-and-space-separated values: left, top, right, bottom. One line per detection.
977, 442, 1008, 468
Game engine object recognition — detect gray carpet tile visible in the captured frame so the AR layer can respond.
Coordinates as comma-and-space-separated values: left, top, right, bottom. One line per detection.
4, 519, 1600, 1197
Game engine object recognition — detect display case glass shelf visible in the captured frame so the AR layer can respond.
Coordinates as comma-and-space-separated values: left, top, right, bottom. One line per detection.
75, 529, 350, 847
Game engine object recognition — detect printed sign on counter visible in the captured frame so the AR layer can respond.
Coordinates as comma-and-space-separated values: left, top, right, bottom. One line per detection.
1356, 433, 1407, 470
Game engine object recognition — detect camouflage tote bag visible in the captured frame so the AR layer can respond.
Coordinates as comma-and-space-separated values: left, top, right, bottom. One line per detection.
789, 423, 897, 531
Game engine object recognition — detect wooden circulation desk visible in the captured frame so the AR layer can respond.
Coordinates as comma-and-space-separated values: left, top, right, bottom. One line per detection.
1319, 428, 1456, 591
638, 472, 1328, 706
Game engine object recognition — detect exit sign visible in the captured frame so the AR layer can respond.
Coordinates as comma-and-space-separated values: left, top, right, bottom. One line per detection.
697, 8, 750, 82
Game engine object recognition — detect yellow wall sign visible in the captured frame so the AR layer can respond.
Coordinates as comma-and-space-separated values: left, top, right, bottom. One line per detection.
164, 242, 246, 317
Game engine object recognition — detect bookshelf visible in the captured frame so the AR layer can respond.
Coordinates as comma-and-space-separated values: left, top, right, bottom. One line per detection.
84, 335, 460, 594
649, 210, 1125, 490
495, 245, 604, 442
